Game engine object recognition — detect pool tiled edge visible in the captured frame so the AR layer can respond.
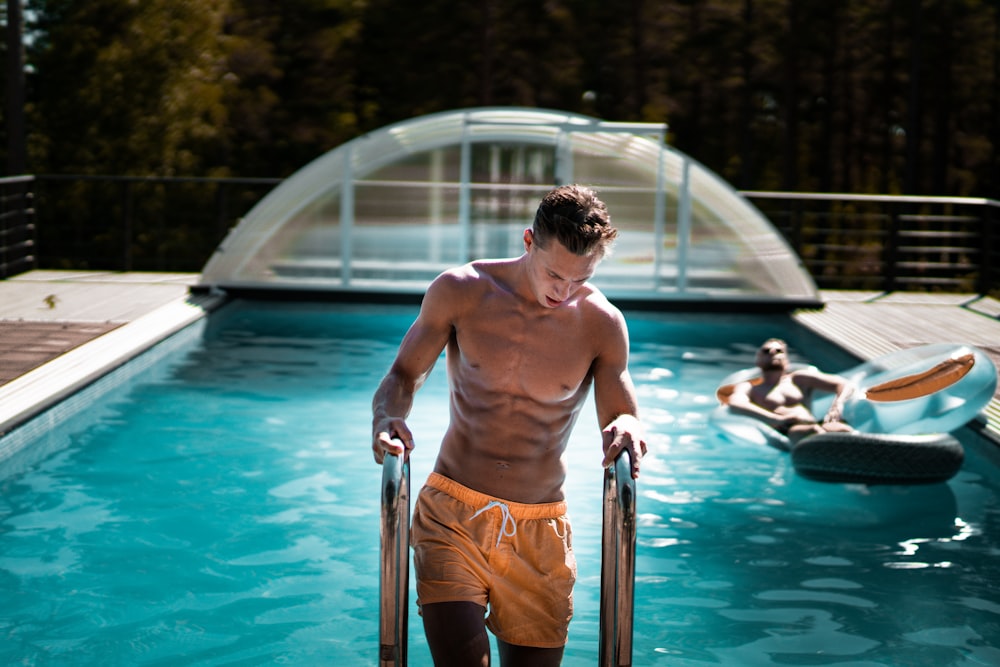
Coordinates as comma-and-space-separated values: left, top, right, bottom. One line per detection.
0, 293, 224, 439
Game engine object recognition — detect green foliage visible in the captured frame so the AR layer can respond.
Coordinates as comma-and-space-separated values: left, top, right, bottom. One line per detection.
11, 0, 1000, 197
6, 0, 999, 288
27, 0, 232, 175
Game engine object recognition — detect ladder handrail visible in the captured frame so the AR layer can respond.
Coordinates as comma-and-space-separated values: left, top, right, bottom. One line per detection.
379, 449, 410, 667
599, 449, 637, 667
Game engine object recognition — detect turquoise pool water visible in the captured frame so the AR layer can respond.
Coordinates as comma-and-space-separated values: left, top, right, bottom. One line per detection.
1, 300, 999, 666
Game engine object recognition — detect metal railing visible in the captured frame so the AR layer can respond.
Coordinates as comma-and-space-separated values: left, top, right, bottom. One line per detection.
0, 175, 36, 278
744, 191, 1000, 295
27, 174, 279, 273
3, 174, 998, 297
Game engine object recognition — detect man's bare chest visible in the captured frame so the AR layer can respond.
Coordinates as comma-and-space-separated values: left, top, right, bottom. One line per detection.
751, 376, 807, 408
452, 316, 595, 404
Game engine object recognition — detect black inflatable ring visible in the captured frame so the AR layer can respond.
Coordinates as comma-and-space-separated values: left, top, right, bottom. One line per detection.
790, 431, 964, 485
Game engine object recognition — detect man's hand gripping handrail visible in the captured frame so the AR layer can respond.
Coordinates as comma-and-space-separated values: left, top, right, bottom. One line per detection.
379, 446, 410, 667
600, 449, 637, 667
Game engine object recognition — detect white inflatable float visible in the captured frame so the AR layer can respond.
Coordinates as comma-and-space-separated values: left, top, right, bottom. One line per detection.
711, 343, 997, 484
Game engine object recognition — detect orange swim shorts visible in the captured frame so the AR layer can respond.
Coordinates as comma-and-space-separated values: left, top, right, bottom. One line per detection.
410, 472, 577, 649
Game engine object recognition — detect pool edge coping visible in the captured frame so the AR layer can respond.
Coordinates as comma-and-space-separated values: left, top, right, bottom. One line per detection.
0, 293, 225, 438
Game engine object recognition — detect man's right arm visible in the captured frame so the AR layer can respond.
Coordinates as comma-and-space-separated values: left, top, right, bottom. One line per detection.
371, 271, 461, 463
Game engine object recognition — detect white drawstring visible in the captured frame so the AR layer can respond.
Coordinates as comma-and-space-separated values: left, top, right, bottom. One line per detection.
470, 500, 518, 547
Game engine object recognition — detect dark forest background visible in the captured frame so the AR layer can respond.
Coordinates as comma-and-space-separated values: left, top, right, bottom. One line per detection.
3, 0, 1000, 197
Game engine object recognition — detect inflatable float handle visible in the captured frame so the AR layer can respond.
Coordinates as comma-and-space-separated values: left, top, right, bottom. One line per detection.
864, 353, 975, 402
600, 449, 636, 667
379, 447, 410, 667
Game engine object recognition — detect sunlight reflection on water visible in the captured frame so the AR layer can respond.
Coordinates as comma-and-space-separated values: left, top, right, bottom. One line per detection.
0, 303, 997, 666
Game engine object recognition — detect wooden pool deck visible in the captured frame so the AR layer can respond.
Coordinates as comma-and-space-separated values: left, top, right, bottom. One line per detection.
2, 271, 1000, 441
0, 271, 222, 435
792, 290, 1000, 443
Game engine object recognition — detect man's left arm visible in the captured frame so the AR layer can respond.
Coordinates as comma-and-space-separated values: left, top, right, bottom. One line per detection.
593, 310, 647, 479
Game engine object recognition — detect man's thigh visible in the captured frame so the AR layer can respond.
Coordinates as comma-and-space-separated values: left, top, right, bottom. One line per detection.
421, 601, 490, 666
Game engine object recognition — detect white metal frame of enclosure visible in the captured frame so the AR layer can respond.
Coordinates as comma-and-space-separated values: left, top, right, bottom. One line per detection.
335, 116, 675, 289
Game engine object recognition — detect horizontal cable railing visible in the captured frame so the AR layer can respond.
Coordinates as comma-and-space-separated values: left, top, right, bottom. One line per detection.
2, 174, 998, 297
0, 175, 36, 279
30, 174, 280, 273
743, 191, 1000, 295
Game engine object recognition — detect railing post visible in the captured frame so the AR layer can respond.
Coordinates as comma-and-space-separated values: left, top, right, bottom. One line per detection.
122, 180, 134, 272
215, 182, 230, 245
788, 196, 804, 257
979, 203, 997, 295
884, 201, 901, 292
600, 449, 637, 667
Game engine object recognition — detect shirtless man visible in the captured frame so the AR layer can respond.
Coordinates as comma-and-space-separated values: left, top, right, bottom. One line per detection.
726, 337, 854, 444
371, 184, 646, 666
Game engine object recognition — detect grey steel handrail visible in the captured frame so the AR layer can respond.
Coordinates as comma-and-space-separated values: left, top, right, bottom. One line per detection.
379, 449, 410, 667
600, 449, 637, 667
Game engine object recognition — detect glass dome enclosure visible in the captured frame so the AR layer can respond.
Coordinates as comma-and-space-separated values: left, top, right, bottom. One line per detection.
198, 107, 820, 308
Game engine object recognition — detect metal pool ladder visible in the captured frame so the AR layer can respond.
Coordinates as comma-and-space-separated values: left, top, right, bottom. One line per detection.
378, 448, 636, 666
379, 450, 410, 667
600, 450, 637, 667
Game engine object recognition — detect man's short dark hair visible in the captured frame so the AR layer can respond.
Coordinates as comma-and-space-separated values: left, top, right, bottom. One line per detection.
532, 185, 618, 256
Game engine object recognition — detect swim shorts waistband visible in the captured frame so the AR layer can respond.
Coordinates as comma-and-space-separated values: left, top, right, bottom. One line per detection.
424, 472, 567, 520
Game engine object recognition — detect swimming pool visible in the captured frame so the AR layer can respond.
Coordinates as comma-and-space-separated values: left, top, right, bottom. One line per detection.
1, 300, 998, 665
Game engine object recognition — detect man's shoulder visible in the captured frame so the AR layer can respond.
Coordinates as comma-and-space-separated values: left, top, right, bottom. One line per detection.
433, 260, 505, 287
787, 366, 834, 388
574, 287, 628, 344
425, 260, 503, 304
580, 285, 623, 319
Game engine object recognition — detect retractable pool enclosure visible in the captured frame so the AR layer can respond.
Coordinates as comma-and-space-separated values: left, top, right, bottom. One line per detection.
198, 107, 820, 307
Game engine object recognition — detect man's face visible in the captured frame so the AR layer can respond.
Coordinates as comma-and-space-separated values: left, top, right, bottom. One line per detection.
523, 229, 601, 309
756, 340, 788, 371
